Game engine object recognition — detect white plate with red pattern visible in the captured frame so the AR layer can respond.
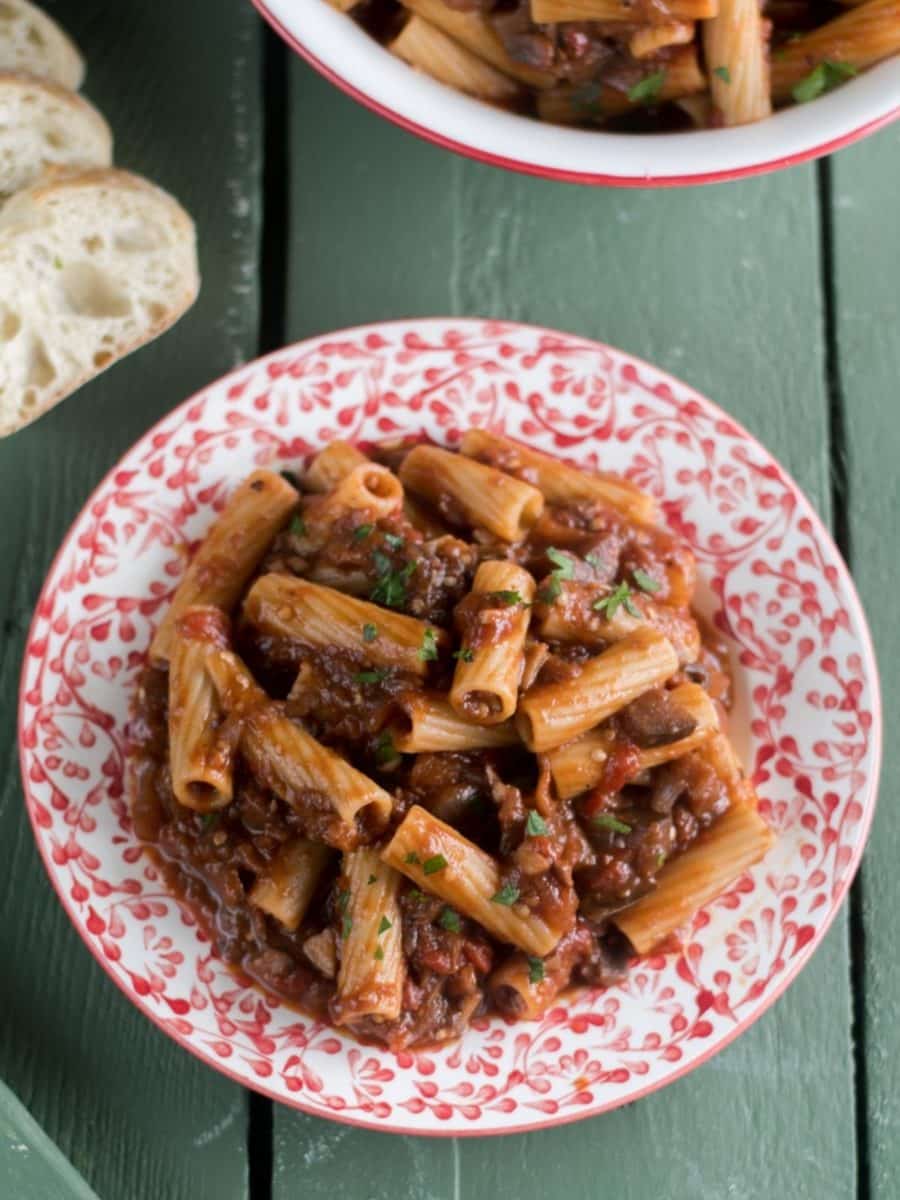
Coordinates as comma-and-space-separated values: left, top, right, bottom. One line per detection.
18, 319, 881, 1135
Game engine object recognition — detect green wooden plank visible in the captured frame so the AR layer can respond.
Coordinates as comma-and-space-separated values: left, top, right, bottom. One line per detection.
0, 2, 263, 1197
0, 1080, 101, 1200
275, 59, 857, 1197
829, 124, 900, 1200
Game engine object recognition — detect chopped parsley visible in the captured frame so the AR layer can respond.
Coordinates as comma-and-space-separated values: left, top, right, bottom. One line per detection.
407, 887, 427, 902
289, 513, 307, 536
627, 70, 666, 105
354, 668, 389, 685
713, 65, 731, 84
404, 852, 420, 865
418, 628, 439, 662
656, 851, 666, 870
423, 854, 448, 875
378, 916, 392, 935
362, 622, 379, 643
632, 568, 661, 594
439, 907, 461, 933
593, 580, 642, 621
375, 731, 400, 766
793, 60, 857, 104
373, 945, 384, 961
528, 956, 545, 985
353, 523, 375, 541
383, 533, 405, 550
53, 256, 63, 269
370, 555, 417, 608
367, 873, 377, 886
525, 810, 547, 838
546, 546, 575, 579
200, 812, 220, 833
453, 647, 475, 663
491, 883, 520, 906
585, 551, 606, 574
539, 545, 576, 604
594, 813, 633, 835
494, 590, 524, 607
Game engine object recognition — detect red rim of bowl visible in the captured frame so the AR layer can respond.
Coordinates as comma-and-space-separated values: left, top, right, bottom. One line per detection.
17, 319, 883, 1135
251, 0, 900, 187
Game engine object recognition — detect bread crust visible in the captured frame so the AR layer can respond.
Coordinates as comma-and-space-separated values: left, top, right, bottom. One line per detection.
0, 0, 85, 90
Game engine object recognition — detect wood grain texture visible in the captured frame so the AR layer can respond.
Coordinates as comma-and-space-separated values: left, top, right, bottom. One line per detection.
276, 57, 857, 1197
0, 2, 262, 1197
829, 123, 900, 1200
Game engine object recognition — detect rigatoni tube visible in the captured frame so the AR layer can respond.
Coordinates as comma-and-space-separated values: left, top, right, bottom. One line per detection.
402, 0, 555, 88
459, 428, 657, 524
243, 573, 446, 677
382, 806, 566, 956
389, 693, 519, 752
516, 627, 679, 753
167, 607, 235, 812
546, 682, 719, 800
314, 461, 403, 523
614, 803, 774, 954
703, 0, 772, 126
206, 649, 394, 846
304, 440, 369, 492
249, 838, 334, 931
389, 15, 522, 103
450, 560, 535, 723
332, 848, 405, 1026
150, 468, 298, 663
399, 443, 544, 541
536, 581, 701, 666
771, 0, 900, 104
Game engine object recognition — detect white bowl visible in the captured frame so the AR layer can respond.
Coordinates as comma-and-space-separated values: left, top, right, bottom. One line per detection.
254, 0, 900, 186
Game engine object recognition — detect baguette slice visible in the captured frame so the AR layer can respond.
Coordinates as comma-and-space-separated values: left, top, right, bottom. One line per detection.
0, 72, 111, 199
0, 0, 84, 89
0, 167, 199, 436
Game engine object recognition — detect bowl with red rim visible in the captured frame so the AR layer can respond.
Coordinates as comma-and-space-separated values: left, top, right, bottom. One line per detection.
19, 318, 880, 1134
252, 0, 900, 186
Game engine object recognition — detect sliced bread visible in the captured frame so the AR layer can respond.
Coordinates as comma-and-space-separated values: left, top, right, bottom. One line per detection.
0, 71, 111, 199
0, 167, 199, 436
0, 0, 83, 89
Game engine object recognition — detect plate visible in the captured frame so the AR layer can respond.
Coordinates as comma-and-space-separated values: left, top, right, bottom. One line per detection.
18, 319, 881, 1134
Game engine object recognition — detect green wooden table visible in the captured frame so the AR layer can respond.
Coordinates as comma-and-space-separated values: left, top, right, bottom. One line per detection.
0, 2, 897, 1196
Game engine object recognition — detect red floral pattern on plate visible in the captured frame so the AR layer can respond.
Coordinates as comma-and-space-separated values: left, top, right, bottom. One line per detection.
18, 319, 881, 1135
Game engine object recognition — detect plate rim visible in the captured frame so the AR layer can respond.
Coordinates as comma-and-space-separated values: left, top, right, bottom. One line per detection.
17, 317, 883, 1135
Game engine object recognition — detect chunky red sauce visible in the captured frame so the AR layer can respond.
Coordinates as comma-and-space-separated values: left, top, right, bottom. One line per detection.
129, 439, 740, 1049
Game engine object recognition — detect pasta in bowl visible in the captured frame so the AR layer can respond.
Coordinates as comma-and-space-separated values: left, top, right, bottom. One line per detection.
254, 0, 900, 184
19, 320, 880, 1131
130, 432, 774, 1048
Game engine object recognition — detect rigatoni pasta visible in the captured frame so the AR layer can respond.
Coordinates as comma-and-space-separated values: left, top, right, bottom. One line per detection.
243, 573, 447, 678
382, 806, 566, 956
450, 560, 535, 723
332, 848, 406, 1027
328, 0, 893, 131
150, 468, 298, 663
516, 627, 680, 752
167, 607, 236, 812
398, 443, 544, 541
249, 838, 334, 931
129, 434, 773, 1050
